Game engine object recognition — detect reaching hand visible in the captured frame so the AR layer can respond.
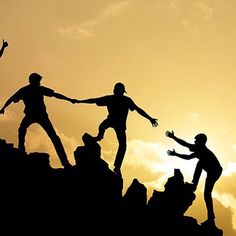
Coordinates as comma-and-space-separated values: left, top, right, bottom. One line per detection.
70, 99, 80, 104
0, 108, 5, 114
150, 118, 158, 127
167, 149, 176, 156
2, 39, 8, 48
165, 130, 174, 138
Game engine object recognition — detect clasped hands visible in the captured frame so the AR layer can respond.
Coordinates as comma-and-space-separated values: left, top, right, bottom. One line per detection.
70, 99, 81, 104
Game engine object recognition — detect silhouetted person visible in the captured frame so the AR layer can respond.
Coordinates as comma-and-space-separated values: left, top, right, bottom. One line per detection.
166, 130, 223, 226
76, 82, 158, 175
0, 39, 8, 58
0, 72, 77, 168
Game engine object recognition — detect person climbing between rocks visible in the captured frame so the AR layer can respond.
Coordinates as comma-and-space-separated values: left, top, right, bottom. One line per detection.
166, 130, 223, 226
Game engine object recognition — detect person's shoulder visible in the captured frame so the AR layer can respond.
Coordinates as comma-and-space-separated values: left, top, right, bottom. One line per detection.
40, 86, 54, 92
100, 94, 113, 100
40, 85, 51, 90
17, 85, 30, 92
124, 95, 135, 104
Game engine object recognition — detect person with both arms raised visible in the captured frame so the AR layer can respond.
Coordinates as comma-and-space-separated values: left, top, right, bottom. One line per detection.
166, 130, 223, 226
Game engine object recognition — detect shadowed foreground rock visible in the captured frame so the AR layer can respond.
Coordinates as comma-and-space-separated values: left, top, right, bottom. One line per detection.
0, 138, 223, 235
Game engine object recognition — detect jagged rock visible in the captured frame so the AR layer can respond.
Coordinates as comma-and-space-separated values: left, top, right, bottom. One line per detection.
0, 137, 224, 235
147, 168, 196, 219
122, 178, 147, 210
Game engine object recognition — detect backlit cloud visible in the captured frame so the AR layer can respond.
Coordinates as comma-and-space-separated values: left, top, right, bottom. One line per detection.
214, 191, 236, 230
169, 0, 214, 35
186, 112, 200, 121
125, 139, 198, 187
0, 110, 17, 122
223, 162, 236, 176
25, 126, 79, 168
57, 0, 137, 39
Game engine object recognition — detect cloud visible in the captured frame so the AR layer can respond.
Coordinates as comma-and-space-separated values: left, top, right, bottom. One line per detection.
168, 0, 182, 10
124, 139, 198, 187
233, 144, 236, 152
186, 112, 200, 121
223, 162, 236, 176
212, 172, 236, 231
57, 0, 137, 39
25, 125, 79, 167
214, 191, 236, 230
0, 110, 17, 122
168, 0, 214, 35
194, 1, 214, 20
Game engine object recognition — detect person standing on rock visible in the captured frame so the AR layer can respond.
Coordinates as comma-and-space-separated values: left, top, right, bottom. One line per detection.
75, 82, 158, 175
0, 72, 77, 169
166, 130, 223, 226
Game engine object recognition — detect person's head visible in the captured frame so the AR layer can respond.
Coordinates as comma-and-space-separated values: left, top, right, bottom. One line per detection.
113, 82, 127, 95
194, 133, 207, 146
29, 72, 42, 85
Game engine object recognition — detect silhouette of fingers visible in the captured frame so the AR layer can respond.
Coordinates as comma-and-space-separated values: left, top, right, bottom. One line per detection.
167, 149, 175, 155
165, 131, 170, 137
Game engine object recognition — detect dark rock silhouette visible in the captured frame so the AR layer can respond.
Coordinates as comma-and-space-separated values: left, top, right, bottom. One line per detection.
0, 138, 223, 235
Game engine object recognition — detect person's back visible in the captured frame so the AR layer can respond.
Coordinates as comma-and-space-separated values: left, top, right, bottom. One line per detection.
189, 142, 222, 175
12, 84, 53, 117
97, 94, 136, 129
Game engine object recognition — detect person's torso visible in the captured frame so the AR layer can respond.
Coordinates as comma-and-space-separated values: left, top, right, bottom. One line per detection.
105, 95, 135, 128
16, 85, 54, 117
194, 146, 222, 174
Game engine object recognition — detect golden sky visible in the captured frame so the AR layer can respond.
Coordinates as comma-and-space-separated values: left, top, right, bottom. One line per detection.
1, 1, 236, 234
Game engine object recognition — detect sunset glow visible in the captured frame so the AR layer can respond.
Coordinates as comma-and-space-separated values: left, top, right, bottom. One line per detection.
1, 1, 236, 234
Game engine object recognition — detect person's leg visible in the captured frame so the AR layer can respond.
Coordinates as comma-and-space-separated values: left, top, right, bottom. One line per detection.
204, 172, 221, 223
96, 119, 110, 141
18, 116, 33, 152
39, 116, 71, 168
113, 128, 126, 174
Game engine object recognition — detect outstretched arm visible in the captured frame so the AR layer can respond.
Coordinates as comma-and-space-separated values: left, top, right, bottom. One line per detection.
165, 130, 192, 148
0, 96, 14, 114
167, 149, 195, 160
77, 98, 98, 104
53, 92, 78, 104
135, 106, 158, 127
0, 39, 8, 58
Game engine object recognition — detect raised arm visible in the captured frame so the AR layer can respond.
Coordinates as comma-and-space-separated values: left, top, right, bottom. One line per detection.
52, 92, 77, 104
135, 106, 158, 127
0, 39, 8, 58
165, 130, 192, 148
